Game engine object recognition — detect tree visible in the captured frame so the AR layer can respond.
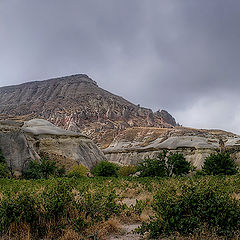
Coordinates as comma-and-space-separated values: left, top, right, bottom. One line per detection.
202, 152, 238, 175
137, 150, 191, 177
40, 158, 58, 179
137, 151, 167, 177
22, 158, 66, 179
167, 153, 191, 177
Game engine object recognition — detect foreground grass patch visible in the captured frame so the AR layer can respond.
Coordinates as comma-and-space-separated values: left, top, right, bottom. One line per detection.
0, 176, 240, 239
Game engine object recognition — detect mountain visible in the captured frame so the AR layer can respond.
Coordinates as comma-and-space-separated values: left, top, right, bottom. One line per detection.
0, 74, 175, 148
1, 74, 240, 169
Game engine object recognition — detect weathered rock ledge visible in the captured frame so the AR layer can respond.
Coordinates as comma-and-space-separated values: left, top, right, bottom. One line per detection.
103, 127, 240, 169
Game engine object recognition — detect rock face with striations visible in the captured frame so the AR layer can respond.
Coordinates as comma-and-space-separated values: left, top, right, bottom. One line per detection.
103, 126, 240, 169
0, 119, 105, 175
2, 74, 240, 169
155, 110, 177, 126
0, 74, 175, 148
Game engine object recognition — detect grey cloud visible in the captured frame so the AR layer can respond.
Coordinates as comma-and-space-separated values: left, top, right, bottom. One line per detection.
0, 0, 240, 133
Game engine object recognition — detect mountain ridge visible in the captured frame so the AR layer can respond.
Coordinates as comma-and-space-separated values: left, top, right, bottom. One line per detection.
0, 74, 176, 148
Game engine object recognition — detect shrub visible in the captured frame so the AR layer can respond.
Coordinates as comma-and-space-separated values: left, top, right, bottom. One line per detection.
0, 164, 9, 178
91, 161, 119, 177
0, 150, 5, 164
202, 152, 238, 175
137, 156, 166, 177
22, 158, 66, 179
67, 164, 89, 178
75, 189, 121, 225
0, 179, 74, 238
118, 165, 137, 176
0, 150, 9, 178
0, 192, 38, 235
137, 180, 240, 238
22, 160, 41, 179
40, 179, 73, 220
137, 150, 191, 177
166, 153, 191, 177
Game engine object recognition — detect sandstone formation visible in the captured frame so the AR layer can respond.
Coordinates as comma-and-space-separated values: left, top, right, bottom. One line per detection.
0, 119, 105, 175
103, 127, 240, 169
0, 74, 175, 148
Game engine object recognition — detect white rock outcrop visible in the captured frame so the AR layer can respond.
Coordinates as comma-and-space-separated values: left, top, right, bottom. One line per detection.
103, 127, 240, 169
0, 119, 105, 175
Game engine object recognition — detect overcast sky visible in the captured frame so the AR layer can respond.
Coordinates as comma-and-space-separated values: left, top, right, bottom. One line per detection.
1, 0, 240, 133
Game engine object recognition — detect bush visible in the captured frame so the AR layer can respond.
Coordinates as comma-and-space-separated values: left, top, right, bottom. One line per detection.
202, 152, 238, 175
75, 189, 121, 225
137, 180, 240, 238
137, 156, 166, 177
0, 150, 9, 178
166, 153, 191, 177
22, 158, 66, 179
0, 192, 38, 235
118, 165, 137, 176
67, 164, 89, 178
91, 161, 119, 177
40, 179, 73, 220
0, 150, 5, 164
0, 179, 74, 238
0, 164, 9, 178
137, 150, 191, 177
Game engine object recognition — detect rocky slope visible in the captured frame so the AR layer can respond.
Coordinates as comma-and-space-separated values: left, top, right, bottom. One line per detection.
0, 74, 175, 148
0, 119, 105, 175
1, 74, 240, 169
104, 126, 240, 168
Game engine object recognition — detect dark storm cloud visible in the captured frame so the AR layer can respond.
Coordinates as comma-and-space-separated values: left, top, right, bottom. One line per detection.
0, 0, 240, 133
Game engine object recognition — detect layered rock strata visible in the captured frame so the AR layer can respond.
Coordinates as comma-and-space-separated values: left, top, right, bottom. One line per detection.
103, 127, 240, 169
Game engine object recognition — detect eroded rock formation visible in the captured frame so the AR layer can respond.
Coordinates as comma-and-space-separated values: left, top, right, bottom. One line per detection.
1, 74, 240, 169
103, 127, 240, 169
0, 119, 105, 175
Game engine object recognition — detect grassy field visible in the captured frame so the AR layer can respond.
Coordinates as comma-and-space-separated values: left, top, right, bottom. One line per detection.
1, 176, 240, 239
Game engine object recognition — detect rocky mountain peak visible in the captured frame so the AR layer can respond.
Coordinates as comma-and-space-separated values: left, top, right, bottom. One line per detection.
0, 74, 177, 148
155, 109, 177, 126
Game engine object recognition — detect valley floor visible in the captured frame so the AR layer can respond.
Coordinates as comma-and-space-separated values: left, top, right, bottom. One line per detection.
0, 176, 240, 239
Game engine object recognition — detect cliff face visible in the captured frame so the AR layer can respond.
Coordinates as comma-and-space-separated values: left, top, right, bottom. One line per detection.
155, 110, 177, 126
0, 74, 176, 148
0, 119, 105, 175
103, 127, 240, 169
3, 74, 239, 169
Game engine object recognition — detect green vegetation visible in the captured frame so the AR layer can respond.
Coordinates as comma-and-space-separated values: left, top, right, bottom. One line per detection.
0, 176, 240, 239
138, 178, 240, 238
0, 178, 121, 239
67, 164, 89, 178
0, 150, 239, 239
137, 150, 191, 177
91, 160, 119, 177
202, 152, 238, 175
22, 158, 65, 179
0, 149, 10, 178
118, 165, 137, 176
166, 152, 191, 176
